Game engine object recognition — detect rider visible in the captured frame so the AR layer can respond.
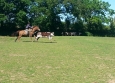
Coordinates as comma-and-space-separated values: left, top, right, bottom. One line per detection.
25, 22, 32, 35
25, 22, 31, 31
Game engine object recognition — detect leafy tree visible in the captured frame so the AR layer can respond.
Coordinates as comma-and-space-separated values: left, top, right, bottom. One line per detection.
28, 0, 62, 31
63, 0, 115, 36
0, 0, 115, 36
109, 17, 115, 36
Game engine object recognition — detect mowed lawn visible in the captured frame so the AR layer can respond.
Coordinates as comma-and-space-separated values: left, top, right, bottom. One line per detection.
0, 36, 115, 83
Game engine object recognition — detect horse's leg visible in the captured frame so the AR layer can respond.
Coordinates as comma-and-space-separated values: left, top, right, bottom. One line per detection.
29, 33, 33, 42
18, 36, 22, 41
15, 37, 18, 42
30, 36, 32, 42
48, 36, 51, 40
15, 31, 19, 42
34, 35, 37, 41
34, 35, 40, 41
15, 36, 21, 42
37, 37, 40, 41
18, 36, 22, 42
48, 35, 53, 42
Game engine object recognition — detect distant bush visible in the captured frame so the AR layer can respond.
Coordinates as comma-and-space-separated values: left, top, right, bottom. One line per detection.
85, 32, 93, 36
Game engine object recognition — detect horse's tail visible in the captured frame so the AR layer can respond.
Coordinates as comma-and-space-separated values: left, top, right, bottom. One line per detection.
14, 30, 20, 36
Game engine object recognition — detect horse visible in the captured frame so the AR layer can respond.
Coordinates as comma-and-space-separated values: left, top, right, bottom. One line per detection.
15, 26, 40, 42
35, 32, 54, 41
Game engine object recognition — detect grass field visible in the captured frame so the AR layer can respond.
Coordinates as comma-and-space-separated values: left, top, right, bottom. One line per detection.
0, 36, 115, 83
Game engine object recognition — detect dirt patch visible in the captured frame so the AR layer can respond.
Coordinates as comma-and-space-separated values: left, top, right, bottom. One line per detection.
108, 79, 115, 83
108, 74, 115, 83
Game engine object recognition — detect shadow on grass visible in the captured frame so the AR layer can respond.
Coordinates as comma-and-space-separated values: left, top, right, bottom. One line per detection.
23, 41, 57, 43
40, 41, 57, 43
23, 41, 32, 42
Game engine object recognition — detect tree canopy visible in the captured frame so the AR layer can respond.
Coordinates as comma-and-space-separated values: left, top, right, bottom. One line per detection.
0, 0, 115, 36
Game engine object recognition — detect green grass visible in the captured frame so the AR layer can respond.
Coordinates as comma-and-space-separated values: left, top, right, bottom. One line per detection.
0, 36, 115, 83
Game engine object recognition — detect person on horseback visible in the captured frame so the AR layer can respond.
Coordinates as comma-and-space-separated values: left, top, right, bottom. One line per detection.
25, 22, 31, 31
25, 22, 33, 35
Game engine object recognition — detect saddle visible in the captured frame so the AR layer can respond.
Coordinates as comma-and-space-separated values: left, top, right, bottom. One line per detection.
24, 29, 32, 35
24, 30, 28, 34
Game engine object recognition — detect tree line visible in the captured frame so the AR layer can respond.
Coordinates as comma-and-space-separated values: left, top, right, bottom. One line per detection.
0, 0, 115, 36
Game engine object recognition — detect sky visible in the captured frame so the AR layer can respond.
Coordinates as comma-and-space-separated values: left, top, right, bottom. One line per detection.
60, 0, 115, 21
102, 0, 115, 17
102, 0, 115, 10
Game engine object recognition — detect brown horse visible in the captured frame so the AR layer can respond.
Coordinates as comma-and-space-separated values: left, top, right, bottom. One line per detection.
15, 26, 40, 42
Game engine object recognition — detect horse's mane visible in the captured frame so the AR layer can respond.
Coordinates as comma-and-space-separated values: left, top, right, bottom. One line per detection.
32, 25, 40, 32
32, 25, 38, 28
32, 26, 36, 28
